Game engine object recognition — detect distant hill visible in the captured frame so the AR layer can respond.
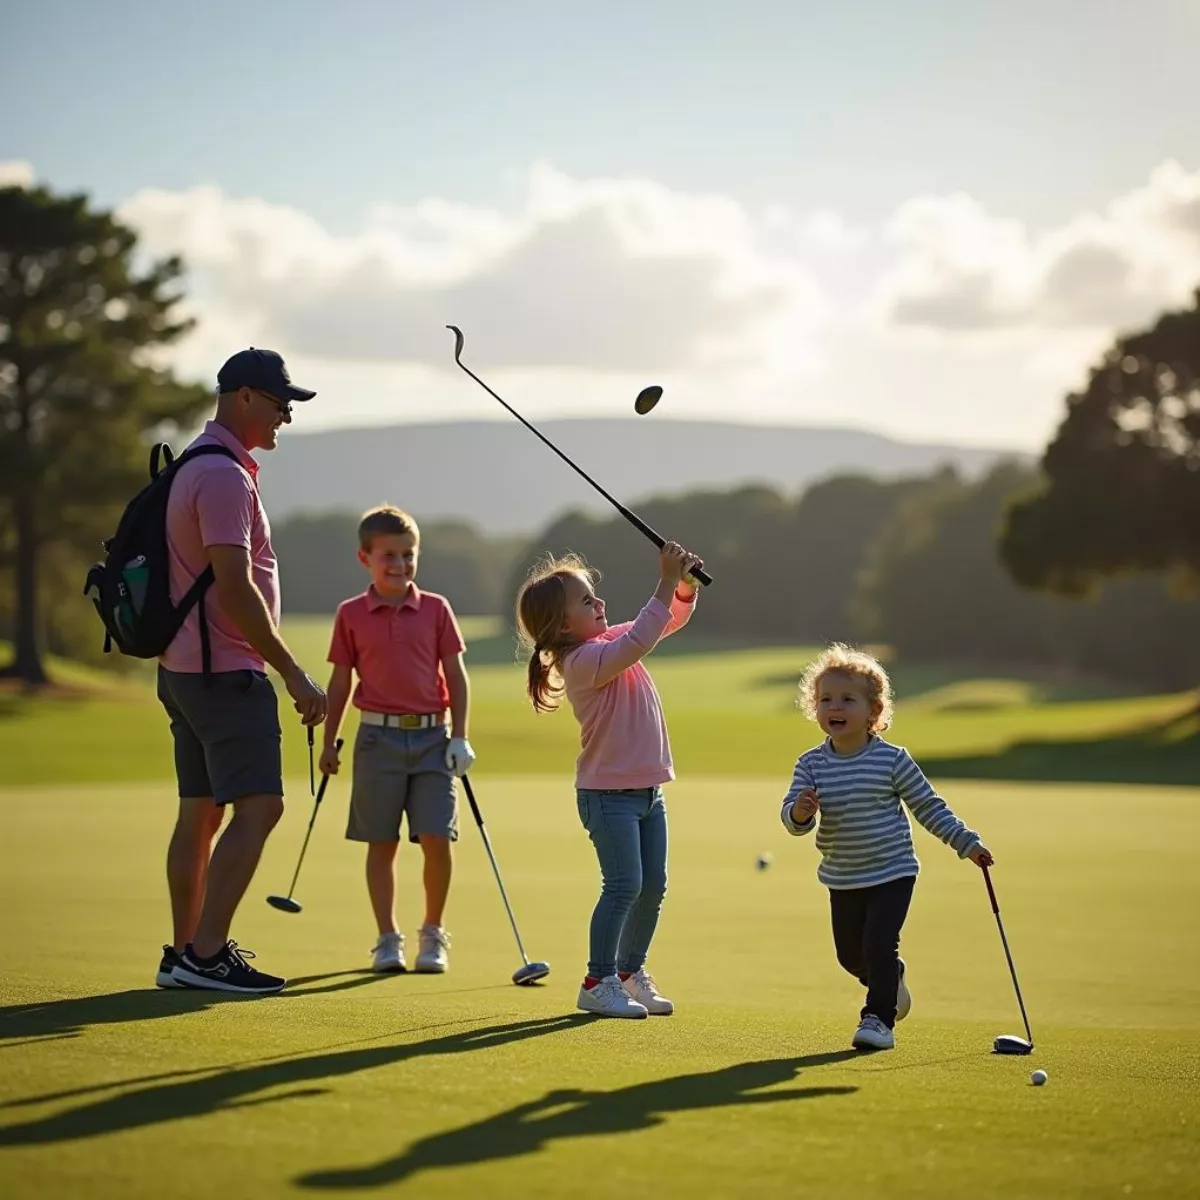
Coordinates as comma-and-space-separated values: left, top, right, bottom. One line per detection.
255, 418, 1026, 534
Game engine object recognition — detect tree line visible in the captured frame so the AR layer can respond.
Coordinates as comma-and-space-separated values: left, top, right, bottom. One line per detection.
2, 181, 1198, 690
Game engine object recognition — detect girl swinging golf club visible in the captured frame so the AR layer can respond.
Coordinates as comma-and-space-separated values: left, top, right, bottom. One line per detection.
516, 541, 703, 1018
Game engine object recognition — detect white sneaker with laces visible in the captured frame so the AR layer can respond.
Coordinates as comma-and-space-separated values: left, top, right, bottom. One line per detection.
896, 957, 912, 1022
621, 968, 674, 1015
852, 1014, 895, 1050
371, 932, 406, 973
415, 925, 450, 973
577, 974, 649, 1018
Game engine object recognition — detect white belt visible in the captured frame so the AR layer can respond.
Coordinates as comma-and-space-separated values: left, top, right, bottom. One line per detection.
360, 711, 445, 730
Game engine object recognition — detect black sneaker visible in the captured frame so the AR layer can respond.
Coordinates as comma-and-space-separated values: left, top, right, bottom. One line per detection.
156, 945, 185, 989
170, 941, 285, 994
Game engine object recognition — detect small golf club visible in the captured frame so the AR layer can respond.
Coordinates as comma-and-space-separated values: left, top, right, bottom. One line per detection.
982, 864, 1035, 1054
447, 326, 712, 587
461, 774, 550, 986
267, 736, 344, 915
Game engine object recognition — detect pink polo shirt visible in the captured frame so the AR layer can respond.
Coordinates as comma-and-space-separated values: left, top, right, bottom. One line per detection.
160, 421, 280, 674
561, 591, 697, 790
328, 585, 465, 714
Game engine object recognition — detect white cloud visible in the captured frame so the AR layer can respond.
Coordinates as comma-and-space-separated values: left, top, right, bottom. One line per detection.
873, 159, 1200, 340
0, 160, 34, 189
118, 163, 832, 381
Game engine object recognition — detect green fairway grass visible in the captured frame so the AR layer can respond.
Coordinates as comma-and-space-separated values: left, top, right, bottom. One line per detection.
1, 773, 1198, 1198
2, 618, 1198, 787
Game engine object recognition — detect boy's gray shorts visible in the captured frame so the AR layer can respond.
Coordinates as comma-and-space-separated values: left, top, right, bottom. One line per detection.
157, 666, 283, 805
346, 722, 458, 844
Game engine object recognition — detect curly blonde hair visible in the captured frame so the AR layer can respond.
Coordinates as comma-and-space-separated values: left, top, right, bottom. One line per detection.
514, 552, 598, 713
797, 643, 894, 733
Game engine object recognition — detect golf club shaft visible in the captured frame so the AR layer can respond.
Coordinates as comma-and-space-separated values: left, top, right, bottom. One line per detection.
982, 866, 1034, 1045
308, 726, 315, 796
461, 775, 531, 965
284, 736, 343, 900
447, 326, 713, 587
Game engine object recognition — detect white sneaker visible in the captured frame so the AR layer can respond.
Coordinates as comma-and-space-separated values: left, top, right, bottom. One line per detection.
621, 968, 674, 1015
415, 925, 450, 973
577, 975, 649, 1018
371, 932, 406, 973
852, 1014, 895, 1050
896, 957, 911, 1022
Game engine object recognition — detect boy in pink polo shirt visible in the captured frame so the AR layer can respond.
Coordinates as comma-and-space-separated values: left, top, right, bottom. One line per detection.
320, 505, 475, 974
515, 540, 702, 1019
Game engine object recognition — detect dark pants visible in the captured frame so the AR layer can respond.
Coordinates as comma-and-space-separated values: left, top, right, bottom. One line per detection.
829, 875, 916, 1028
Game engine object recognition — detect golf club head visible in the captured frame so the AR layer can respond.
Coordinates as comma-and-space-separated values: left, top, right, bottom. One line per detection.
512, 961, 551, 986
993, 1034, 1034, 1055
266, 895, 303, 914
634, 385, 662, 415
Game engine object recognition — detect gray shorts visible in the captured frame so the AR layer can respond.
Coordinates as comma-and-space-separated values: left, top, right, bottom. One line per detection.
346, 722, 458, 844
157, 666, 283, 805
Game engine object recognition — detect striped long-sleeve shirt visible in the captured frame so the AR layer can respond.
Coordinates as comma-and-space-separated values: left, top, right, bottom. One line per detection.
780, 735, 980, 889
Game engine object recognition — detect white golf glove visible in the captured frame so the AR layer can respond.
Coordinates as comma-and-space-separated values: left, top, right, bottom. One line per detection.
445, 736, 477, 777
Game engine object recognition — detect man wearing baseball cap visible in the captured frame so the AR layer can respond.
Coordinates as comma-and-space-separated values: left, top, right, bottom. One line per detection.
156, 348, 327, 995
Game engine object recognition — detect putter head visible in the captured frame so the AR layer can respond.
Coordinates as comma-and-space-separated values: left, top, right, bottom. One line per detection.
266, 895, 303, 914
512, 961, 551, 986
993, 1034, 1034, 1055
634, 385, 663, 415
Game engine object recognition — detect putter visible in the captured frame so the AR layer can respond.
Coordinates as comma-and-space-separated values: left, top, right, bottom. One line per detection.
982, 864, 1035, 1054
447, 326, 712, 587
266, 737, 344, 915
461, 774, 550, 986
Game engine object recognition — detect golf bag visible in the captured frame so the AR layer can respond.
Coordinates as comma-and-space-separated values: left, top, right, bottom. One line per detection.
83, 442, 236, 675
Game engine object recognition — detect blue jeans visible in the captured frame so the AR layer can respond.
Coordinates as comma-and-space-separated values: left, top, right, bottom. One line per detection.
575, 787, 668, 980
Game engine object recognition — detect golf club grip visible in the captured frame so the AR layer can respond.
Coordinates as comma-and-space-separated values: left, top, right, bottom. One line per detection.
461, 774, 486, 827
982, 864, 1000, 914
314, 736, 345, 803
617, 506, 714, 587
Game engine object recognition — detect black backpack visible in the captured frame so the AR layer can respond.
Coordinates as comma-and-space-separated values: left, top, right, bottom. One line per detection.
84, 441, 238, 675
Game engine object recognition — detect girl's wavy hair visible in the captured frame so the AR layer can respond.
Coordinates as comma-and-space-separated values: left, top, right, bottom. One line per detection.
797, 642, 894, 733
514, 552, 598, 713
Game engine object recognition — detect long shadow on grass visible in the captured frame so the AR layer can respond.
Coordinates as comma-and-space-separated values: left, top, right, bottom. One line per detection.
0, 1015, 593, 1145
0, 970, 389, 1042
298, 1051, 859, 1189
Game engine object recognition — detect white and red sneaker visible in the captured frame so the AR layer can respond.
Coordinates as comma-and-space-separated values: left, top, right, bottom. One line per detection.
620, 968, 674, 1015
577, 974, 648, 1018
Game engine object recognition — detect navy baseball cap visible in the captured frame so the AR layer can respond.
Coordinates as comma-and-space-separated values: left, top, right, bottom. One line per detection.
217, 347, 316, 402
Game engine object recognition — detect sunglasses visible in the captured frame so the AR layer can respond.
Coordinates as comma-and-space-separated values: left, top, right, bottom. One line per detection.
251, 389, 293, 417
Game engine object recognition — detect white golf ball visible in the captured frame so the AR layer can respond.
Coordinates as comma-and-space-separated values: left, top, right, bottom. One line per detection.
756, 852, 773, 871
1031, 1069, 1048, 1086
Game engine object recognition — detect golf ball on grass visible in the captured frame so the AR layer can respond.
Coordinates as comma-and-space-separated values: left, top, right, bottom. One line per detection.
1031, 1069, 1048, 1086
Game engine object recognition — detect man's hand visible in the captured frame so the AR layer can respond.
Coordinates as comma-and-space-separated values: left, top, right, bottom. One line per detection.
790, 788, 819, 823
445, 736, 477, 778
968, 843, 994, 868
284, 665, 327, 727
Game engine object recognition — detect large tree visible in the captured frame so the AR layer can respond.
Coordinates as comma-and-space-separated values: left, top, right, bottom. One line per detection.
1000, 290, 1200, 596
0, 184, 211, 684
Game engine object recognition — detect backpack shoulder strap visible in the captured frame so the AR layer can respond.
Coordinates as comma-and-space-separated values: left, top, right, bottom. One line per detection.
173, 443, 241, 468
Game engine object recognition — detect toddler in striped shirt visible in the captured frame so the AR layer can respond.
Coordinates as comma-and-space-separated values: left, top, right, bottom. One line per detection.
781, 643, 993, 1051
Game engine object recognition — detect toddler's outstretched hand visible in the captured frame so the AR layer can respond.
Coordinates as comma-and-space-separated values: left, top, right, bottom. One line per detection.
968, 843, 994, 868
790, 788, 819, 823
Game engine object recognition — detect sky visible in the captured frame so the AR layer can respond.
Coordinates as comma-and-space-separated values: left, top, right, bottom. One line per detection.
3, 0, 1199, 451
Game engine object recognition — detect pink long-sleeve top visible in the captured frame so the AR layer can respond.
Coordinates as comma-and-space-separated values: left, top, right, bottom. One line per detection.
560, 591, 697, 790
